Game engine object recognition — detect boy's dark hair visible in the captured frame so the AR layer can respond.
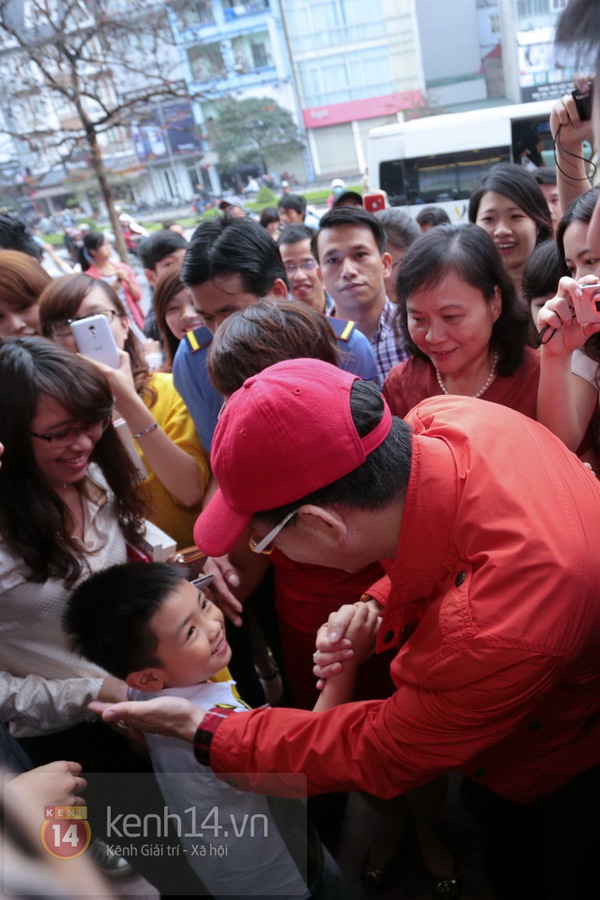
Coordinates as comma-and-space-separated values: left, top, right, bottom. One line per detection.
277, 194, 307, 216
65, 562, 187, 680
182, 217, 287, 293
316, 207, 387, 258
137, 230, 188, 271
254, 381, 412, 530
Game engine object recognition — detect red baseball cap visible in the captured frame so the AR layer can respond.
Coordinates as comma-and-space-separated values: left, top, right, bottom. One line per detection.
193, 359, 392, 557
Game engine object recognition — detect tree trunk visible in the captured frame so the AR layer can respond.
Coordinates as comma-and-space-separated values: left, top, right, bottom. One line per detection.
84, 123, 129, 262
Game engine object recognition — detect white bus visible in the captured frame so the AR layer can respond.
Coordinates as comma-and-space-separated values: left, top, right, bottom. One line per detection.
367, 100, 565, 222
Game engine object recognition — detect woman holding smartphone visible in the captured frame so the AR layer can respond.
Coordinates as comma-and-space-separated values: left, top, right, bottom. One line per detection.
0, 337, 211, 895
39, 274, 209, 548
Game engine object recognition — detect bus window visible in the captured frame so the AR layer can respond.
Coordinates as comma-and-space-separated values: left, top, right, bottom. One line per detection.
380, 160, 405, 206
511, 115, 554, 167
381, 147, 510, 207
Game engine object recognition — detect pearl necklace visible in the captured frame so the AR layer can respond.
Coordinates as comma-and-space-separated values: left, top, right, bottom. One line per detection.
435, 351, 499, 399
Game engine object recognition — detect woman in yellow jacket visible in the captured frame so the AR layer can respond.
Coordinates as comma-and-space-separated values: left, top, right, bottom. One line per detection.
39, 274, 209, 548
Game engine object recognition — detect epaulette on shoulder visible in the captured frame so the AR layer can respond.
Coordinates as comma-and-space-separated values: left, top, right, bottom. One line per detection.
185, 325, 213, 353
327, 316, 356, 343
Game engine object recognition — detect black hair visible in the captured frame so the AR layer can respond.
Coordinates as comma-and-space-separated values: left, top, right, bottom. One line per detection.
78, 231, 106, 271
533, 168, 557, 188
374, 208, 421, 251
253, 380, 412, 529
468, 163, 553, 244
0, 214, 42, 259
207, 299, 339, 396
259, 207, 280, 229
0, 338, 146, 583
65, 562, 187, 680
521, 240, 562, 303
316, 207, 387, 258
181, 217, 288, 294
277, 194, 307, 215
555, 187, 600, 365
278, 223, 314, 247
396, 224, 531, 376
556, 186, 600, 275
415, 206, 451, 229
137, 230, 188, 271
555, 0, 600, 72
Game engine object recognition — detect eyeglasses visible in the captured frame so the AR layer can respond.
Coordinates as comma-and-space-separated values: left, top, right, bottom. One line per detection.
249, 509, 298, 555
48, 309, 122, 337
284, 259, 317, 275
31, 416, 111, 447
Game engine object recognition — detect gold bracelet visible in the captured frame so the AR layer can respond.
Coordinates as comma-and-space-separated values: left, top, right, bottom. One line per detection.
133, 422, 158, 439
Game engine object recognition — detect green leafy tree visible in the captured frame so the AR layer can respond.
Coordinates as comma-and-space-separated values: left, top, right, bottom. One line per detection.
207, 96, 303, 174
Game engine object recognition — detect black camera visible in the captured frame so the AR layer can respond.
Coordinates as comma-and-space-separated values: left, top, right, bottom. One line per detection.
572, 82, 594, 121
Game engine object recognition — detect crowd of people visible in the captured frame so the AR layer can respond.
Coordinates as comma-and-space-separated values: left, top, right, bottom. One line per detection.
0, 3, 599, 896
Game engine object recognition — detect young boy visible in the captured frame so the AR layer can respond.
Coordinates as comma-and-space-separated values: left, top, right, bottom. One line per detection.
65, 562, 377, 899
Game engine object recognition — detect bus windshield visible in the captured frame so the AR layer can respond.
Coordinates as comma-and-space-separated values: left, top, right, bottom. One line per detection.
380, 147, 510, 207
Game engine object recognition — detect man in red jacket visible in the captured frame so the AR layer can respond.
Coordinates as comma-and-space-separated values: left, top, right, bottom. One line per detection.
95, 360, 600, 899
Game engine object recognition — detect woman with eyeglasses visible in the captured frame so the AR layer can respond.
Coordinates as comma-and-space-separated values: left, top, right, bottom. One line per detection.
0, 337, 214, 895
0, 337, 146, 738
39, 274, 210, 548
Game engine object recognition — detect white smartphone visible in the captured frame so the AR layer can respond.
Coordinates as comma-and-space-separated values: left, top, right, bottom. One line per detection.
70, 314, 120, 368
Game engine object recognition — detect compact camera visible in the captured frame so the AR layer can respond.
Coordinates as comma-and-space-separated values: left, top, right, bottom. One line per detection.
572, 282, 600, 325
572, 81, 594, 122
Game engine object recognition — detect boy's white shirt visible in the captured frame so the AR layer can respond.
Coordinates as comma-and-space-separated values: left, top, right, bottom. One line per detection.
129, 677, 310, 898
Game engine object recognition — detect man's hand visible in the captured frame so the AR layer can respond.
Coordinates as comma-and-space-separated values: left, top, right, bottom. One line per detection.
89, 696, 205, 744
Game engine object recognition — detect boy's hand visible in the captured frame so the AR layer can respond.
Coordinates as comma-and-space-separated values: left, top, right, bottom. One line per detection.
313, 602, 379, 689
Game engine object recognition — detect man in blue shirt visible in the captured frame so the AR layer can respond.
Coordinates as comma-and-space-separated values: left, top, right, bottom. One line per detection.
174, 217, 378, 451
